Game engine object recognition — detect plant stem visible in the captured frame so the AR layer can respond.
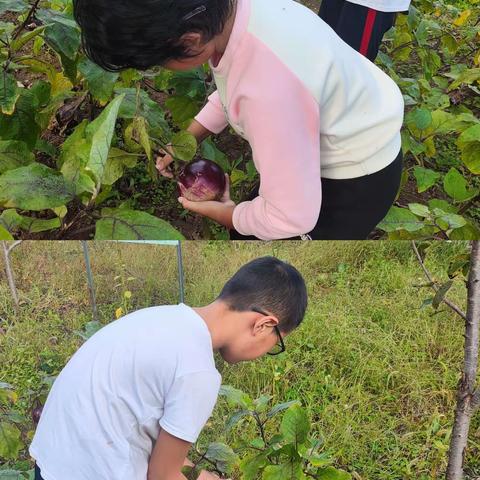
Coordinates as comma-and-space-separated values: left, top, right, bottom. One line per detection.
446, 241, 480, 479
252, 411, 267, 446
411, 241, 467, 320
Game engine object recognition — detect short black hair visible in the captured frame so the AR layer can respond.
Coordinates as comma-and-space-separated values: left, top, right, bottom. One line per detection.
217, 257, 307, 333
73, 0, 236, 72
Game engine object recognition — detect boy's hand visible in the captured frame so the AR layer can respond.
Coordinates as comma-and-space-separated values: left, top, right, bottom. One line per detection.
156, 144, 175, 178
178, 174, 235, 229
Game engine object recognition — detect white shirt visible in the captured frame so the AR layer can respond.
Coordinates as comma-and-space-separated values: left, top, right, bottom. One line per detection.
29, 304, 222, 480
346, 0, 411, 12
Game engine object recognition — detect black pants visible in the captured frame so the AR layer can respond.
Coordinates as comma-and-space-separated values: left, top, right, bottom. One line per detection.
35, 464, 45, 480
230, 150, 403, 240
318, 0, 400, 61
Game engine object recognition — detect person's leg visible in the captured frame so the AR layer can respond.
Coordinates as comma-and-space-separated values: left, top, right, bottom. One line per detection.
308, 151, 403, 240
334, 2, 397, 61
318, 0, 345, 30
34, 464, 45, 480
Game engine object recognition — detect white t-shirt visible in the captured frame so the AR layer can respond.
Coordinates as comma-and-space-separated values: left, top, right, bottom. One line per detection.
29, 304, 222, 480
347, 0, 411, 12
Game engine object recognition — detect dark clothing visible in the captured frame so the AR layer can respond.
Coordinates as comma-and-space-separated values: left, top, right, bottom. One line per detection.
230, 150, 403, 240
35, 464, 44, 480
318, 0, 399, 61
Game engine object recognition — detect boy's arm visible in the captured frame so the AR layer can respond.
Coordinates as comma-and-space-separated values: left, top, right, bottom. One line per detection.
147, 429, 191, 480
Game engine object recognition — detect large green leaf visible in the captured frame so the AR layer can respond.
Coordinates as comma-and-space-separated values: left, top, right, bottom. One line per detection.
0, 81, 50, 149
116, 87, 171, 138
0, 140, 34, 174
205, 442, 238, 466
78, 57, 119, 104
102, 148, 138, 185
0, 224, 13, 239
171, 130, 197, 161
0, 470, 23, 480
0, 163, 75, 210
240, 453, 268, 480
165, 95, 200, 127
0, 209, 61, 234
412, 166, 441, 193
280, 404, 310, 447
262, 462, 304, 480
449, 223, 480, 240
317, 467, 352, 480
443, 168, 479, 202
95, 208, 185, 240
267, 400, 301, 419
219, 385, 253, 409
36, 9, 81, 60
0, 0, 28, 14
84, 94, 125, 187
457, 125, 480, 174
377, 206, 425, 232
0, 421, 22, 459
0, 72, 20, 115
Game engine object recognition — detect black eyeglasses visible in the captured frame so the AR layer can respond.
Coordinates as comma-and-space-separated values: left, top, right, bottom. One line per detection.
251, 307, 285, 356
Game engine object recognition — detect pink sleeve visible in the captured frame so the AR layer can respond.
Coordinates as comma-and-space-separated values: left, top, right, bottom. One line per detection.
194, 90, 229, 134
231, 67, 322, 240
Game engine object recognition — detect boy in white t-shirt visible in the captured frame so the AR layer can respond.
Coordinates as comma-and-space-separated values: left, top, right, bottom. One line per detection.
318, 0, 412, 61
29, 256, 307, 480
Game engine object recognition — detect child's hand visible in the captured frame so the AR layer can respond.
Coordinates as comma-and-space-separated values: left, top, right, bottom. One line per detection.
156, 144, 175, 178
178, 174, 235, 229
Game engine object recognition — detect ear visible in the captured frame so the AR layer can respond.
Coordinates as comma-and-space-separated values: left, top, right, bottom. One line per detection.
179, 32, 204, 53
252, 313, 279, 335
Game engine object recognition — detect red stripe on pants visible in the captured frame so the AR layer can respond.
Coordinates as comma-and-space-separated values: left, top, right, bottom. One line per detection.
359, 8, 377, 56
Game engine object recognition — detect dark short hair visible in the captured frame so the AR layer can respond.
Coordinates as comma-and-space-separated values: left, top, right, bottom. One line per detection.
217, 257, 307, 333
73, 0, 236, 72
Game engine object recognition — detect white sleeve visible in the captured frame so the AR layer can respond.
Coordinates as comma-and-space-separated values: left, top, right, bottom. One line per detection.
159, 371, 221, 443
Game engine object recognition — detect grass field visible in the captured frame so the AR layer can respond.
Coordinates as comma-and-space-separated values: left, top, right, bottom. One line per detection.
0, 241, 479, 478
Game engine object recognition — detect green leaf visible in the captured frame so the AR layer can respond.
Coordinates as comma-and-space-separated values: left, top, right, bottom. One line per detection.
240, 453, 268, 480
408, 108, 432, 130
0, 224, 13, 239
280, 404, 310, 447
457, 125, 480, 174
408, 203, 430, 217
448, 68, 480, 90
377, 206, 425, 232
219, 385, 253, 409
36, 9, 81, 60
0, 163, 75, 210
317, 467, 352, 480
171, 130, 197, 161
225, 410, 250, 430
201, 138, 230, 172
0, 209, 61, 234
267, 400, 301, 418
448, 223, 480, 240
443, 168, 479, 202
413, 167, 441, 193
0, 421, 22, 459
78, 57, 119, 104
84, 94, 125, 187
427, 199, 458, 214
74, 320, 103, 341
0, 72, 20, 115
165, 95, 199, 126
102, 148, 138, 186
432, 280, 453, 309
0, 470, 23, 480
205, 442, 238, 466
95, 208, 185, 240
116, 87, 171, 138
254, 394, 273, 412
435, 212, 467, 231
262, 462, 304, 480
0, 140, 34, 174
0, 0, 28, 14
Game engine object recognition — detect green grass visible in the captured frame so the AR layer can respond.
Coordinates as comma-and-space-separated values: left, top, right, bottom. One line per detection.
0, 241, 479, 478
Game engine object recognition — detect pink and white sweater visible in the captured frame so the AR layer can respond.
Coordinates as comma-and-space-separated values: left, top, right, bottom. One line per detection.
195, 0, 405, 240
